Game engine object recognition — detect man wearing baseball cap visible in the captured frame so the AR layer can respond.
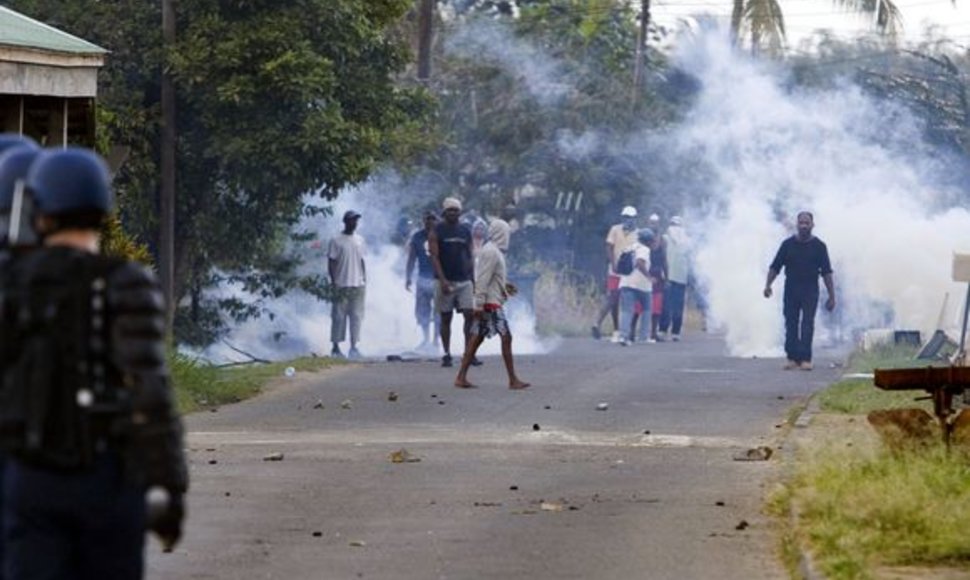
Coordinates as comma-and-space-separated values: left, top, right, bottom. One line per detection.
592, 205, 639, 342
328, 210, 366, 358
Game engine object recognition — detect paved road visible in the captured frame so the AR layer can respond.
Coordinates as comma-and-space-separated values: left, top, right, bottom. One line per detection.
148, 333, 842, 580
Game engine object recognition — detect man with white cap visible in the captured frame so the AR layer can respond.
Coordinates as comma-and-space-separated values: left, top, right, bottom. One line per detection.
429, 197, 476, 367
659, 215, 689, 341
592, 206, 639, 342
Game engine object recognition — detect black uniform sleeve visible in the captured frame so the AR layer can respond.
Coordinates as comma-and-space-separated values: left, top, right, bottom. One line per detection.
108, 261, 188, 493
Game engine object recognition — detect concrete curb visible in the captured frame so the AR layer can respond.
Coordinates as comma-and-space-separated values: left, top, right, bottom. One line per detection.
786, 395, 826, 580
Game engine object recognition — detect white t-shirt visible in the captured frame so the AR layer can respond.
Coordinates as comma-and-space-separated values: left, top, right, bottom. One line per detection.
606, 224, 638, 276
328, 233, 366, 288
619, 243, 652, 292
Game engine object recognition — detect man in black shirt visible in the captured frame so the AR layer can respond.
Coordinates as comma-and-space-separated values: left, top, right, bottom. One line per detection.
429, 198, 476, 368
405, 210, 440, 351
763, 211, 835, 370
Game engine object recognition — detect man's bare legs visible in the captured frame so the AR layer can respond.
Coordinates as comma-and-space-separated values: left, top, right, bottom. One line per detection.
440, 310, 454, 365
593, 289, 620, 337
455, 333, 485, 388
501, 333, 530, 389
455, 330, 530, 390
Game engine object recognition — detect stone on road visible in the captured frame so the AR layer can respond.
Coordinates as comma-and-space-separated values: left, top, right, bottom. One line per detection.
148, 333, 839, 580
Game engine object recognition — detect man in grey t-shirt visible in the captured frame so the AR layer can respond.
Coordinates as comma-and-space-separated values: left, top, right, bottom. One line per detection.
328, 210, 366, 358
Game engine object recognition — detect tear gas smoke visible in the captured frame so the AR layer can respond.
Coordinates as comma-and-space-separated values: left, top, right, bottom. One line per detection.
203, 171, 556, 363
444, 18, 571, 105
670, 32, 970, 356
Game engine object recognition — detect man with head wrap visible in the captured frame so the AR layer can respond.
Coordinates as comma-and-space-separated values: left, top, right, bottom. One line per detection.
454, 219, 530, 390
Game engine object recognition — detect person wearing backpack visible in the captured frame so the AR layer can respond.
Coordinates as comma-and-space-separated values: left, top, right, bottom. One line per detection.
0, 148, 187, 579
592, 206, 639, 342
618, 228, 657, 346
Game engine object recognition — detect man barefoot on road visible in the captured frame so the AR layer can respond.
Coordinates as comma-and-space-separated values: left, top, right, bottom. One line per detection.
455, 219, 530, 390
763, 211, 835, 371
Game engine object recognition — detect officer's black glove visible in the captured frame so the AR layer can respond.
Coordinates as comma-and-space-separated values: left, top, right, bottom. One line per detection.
147, 487, 185, 552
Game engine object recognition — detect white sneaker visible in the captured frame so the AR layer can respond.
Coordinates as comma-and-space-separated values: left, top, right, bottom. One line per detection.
646, 338, 657, 344
610, 331, 622, 344
671, 334, 681, 342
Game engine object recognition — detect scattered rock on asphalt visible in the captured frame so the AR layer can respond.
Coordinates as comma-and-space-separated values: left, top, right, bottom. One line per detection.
543, 405, 551, 410
715, 501, 725, 506
340, 399, 353, 410
263, 452, 285, 462
735, 520, 749, 530
437, 400, 446, 406
430, 394, 438, 398
224, 492, 231, 497
643, 430, 651, 435
208, 460, 218, 465
540, 501, 565, 512
312, 531, 322, 537
733, 446, 773, 461
509, 485, 519, 491
349, 540, 366, 547
532, 423, 541, 431
596, 402, 609, 411
389, 449, 421, 463
474, 501, 503, 507
313, 400, 325, 409
387, 391, 399, 402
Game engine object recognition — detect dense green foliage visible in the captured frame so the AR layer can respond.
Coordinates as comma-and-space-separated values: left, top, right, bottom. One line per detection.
7, 0, 435, 345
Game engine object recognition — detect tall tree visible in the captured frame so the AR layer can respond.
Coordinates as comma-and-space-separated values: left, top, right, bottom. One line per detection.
7, 0, 436, 345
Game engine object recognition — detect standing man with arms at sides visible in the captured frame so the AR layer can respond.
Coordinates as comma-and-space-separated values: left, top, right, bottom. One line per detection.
454, 220, 530, 390
659, 215, 689, 342
405, 209, 440, 352
328, 210, 366, 359
764, 211, 835, 370
592, 206, 639, 342
429, 198, 477, 368
0, 148, 187, 579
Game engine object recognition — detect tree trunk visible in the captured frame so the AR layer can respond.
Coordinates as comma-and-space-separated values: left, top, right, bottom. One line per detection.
730, 0, 744, 46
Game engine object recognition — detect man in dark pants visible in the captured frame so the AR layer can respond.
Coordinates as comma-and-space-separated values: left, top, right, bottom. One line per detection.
0, 134, 41, 580
763, 211, 836, 370
405, 210, 440, 352
429, 197, 477, 368
0, 148, 187, 579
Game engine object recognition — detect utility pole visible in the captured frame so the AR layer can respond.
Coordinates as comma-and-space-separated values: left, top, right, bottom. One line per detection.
632, 0, 650, 105
160, 0, 177, 333
417, 0, 434, 82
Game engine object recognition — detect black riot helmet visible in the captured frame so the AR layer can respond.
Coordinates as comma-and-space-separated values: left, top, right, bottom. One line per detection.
0, 143, 42, 247
26, 147, 113, 232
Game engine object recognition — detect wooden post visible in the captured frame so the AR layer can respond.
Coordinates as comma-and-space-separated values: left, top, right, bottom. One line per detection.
632, 0, 650, 105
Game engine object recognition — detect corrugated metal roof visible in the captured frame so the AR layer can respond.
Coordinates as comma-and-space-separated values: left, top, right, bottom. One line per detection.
0, 6, 106, 55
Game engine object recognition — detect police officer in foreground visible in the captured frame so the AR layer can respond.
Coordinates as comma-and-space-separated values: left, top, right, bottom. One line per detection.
0, 133, 41, 580
0, 147, 188, 579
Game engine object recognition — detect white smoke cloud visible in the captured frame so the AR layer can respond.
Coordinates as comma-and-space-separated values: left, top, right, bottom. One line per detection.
202, 172, 556, 363
444, 18, 572, 106
671, 32, 970, 356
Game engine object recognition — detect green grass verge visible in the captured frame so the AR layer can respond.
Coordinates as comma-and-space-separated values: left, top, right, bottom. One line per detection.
789, 447, 970, 579
171, 353, 343, 414
818, 344, 936, 415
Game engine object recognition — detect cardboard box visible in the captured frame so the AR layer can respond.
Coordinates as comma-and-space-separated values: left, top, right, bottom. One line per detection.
954, 253, 970, 282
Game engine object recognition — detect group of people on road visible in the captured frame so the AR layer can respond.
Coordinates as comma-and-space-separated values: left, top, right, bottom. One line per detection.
592, 205, 836, 371
0, 134, 187, 579
593, 207, 692, 346
328, 197, 529, 390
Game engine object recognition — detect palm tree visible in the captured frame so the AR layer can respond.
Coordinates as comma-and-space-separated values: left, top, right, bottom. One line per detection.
731, 0, 903, 54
